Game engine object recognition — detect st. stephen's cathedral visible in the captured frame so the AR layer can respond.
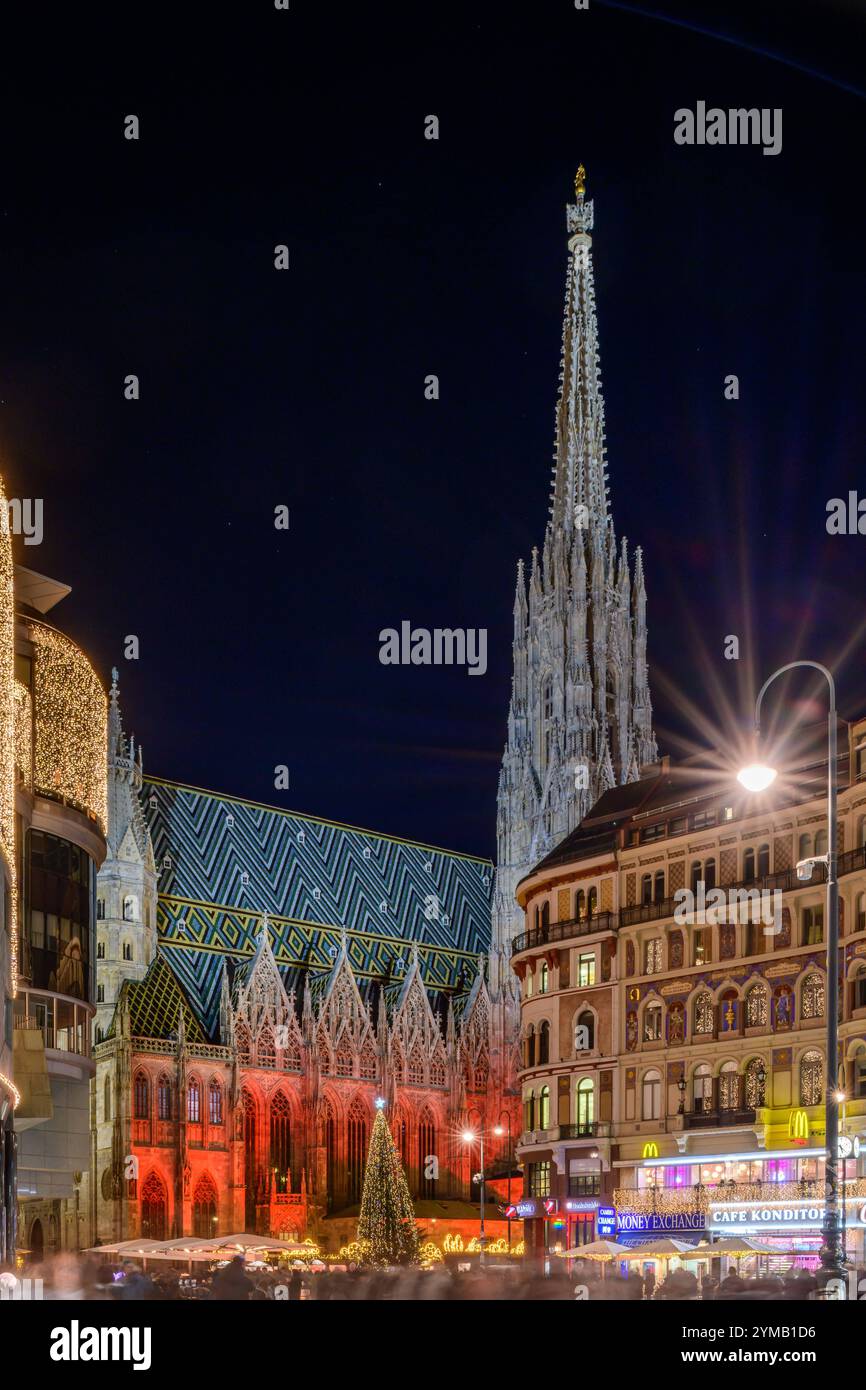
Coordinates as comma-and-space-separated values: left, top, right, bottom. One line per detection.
91, 172, 657, 1249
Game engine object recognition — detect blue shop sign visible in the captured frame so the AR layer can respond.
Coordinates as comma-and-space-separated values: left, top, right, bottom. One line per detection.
597, 1207, 616, 1237
616, 1210, 706, 1234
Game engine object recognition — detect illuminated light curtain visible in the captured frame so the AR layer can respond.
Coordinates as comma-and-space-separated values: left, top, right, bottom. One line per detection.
28, 619, 108, 830
800, 1051, 823, 1106
745, 1058, 766, 1108
801, 974, 825, 1020
0, 477, 17, 991
719, 1063, 739, 1110
746, 985, 767, 1028
694, 993, 714, 1034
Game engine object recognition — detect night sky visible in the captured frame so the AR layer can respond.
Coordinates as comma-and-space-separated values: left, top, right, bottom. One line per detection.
1, 1, 864, 859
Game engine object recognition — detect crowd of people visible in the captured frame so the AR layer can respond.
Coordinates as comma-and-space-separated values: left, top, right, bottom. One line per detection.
0, 1251, 832, 1301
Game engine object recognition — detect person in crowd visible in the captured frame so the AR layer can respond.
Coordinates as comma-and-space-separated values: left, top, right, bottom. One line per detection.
210, 1254, 254, 1301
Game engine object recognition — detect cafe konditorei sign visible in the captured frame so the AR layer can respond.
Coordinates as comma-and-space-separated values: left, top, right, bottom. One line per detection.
710, 1200, 866, 1230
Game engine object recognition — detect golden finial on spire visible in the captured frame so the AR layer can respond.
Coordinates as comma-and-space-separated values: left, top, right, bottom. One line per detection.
574, 164, 586, 198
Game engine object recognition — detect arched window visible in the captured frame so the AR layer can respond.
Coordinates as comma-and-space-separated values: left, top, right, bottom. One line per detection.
187, 1077, 201, 1124
743, 848, 756, 883
538, 1085, 550, 1130
757, 843, 770, 878
157, 1074, 173, 1121
538, 1020, 550, 1064
694, 992, 714, 1035
122, 895, 137, 922
799, 833, 813, 860
745, 984, 767, 1029
800, 1051, 823, 1106
654, 870, 665, 903
269, 1091, 292, 1192
575, 889, 586, 920
540, 901, 550, 936
347, 1099, 368, 1203
814, 829, 828, 857
236, 1025, 251, 1065
96, 898, 105, 920
642, 1070, 661, 1120
719, 1061, 739, 1110
643, 1003, 662, 1042
122, 942, 133, 961
857, 893, 866, 933
704, 858, 716, 891
208, 1079, 223, 1126
587, 886, 598, 917
858, 816, 866, 850
97, 984, 104, 1003
692, 1064, 712, 1113
242, 1089, 257, 1229
576, 1077, 594, 1132
801, 973, 825, 1020
853, 1045, 866, 1099
641, 874, 653, 906
193, 1173, 218, 1238
104, 1074, 111, 1122
96, 940, 105, 959
524, 1090, 535, 1133
576, 1009, 595, 1051
690, 861, 702, 894
853, 964, 866, 1012
523, 1024, 535, 1069
407, 1043, 425, 1085
134, 1071, 149, 1120
745, 1058, 766, 1108
418, 1107, 437, 1199
140, 1171, 168, 1240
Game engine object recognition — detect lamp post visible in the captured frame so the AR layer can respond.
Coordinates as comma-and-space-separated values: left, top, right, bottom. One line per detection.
737, 659, 846, 1290
836, 1088, 848, 1262
494, 1111, 513, 1251
462, 1125, 486, 1266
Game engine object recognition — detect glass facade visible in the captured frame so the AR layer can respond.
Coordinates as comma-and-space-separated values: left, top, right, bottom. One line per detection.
22, 829, 94, 1000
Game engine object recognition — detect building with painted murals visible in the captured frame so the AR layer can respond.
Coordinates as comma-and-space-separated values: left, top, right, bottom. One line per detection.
512, 724, 866, 1277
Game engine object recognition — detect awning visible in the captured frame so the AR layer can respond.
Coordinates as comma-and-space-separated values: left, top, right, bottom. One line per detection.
615, 1231, 704, 1248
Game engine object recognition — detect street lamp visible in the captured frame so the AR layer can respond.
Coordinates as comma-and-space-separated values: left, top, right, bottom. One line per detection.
462, 1126, 486, 1266
737, 659, 846, 1290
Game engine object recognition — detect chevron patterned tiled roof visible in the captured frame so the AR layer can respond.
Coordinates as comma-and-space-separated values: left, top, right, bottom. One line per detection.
139, 778, 493, 1037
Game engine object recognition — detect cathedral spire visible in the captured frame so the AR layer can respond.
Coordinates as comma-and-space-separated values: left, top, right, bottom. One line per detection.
550, 165, 609, 539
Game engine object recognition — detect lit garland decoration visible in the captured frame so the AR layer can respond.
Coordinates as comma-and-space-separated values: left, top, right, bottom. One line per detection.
0, 477, 17, 994
14, 681, 32, 790
0, 1071, 20, 1109
28, 619, 107, 830
419, 1241, 444, 1264
356, 1105, 422, 1267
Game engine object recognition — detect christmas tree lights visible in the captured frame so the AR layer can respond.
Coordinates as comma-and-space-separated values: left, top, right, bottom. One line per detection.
356, 1104, 421, 1267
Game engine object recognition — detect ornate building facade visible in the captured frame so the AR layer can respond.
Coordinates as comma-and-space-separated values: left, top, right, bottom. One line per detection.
92, 688, 515, 1251
492, 172, 658, 999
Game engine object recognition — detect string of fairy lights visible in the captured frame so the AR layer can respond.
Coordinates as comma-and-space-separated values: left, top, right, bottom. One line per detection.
0, 477, 18, 995
28, 619, 107, 830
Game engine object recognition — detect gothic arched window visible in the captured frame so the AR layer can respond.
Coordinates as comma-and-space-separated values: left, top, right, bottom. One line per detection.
208, 1079, 223, 1126
122, 895, 137, 922
269, 1091, 292, 1192
418, 1107, 436, 1199
104, 1074, 111, 1122
193, 1173, 218, 1238
541, 677, 554, 770
134, 1071, 149, 1120
187, 1077, 201, 1124
157, 1074, 173, 1121
236, 1025, 251, 1065
140, 1171, 167, 1240
242, 1089, 258, 1228
258, 1027, 276, 1070
347, 1099, 368, 1203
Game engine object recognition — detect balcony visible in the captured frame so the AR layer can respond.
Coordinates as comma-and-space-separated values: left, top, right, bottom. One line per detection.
614, 1179, 866, 1214
511, 911, 616, 957
684, 1107, 756, 1130
518, 1122, 608, 1147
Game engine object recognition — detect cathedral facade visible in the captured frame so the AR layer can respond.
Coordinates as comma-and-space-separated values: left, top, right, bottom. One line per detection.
491, 172, 658, 996
91, 679, 515, 1250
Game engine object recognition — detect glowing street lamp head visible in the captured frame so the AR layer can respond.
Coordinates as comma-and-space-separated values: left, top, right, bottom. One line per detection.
493, 1125, 504, 1137
461, 1129, 476, 1145
737, 763, 778, 793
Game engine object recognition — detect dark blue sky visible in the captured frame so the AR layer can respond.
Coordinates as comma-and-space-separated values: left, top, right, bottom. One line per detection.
1, 0, 864, 857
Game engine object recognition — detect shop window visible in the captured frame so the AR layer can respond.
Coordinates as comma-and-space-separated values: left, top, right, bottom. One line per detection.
528, 1161, 551, 1198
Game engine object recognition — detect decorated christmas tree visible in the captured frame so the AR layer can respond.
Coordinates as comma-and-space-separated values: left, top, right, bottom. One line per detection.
356, 1102, 421, 1266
